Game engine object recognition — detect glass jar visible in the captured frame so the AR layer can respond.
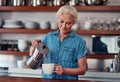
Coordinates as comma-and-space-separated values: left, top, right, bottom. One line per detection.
13, 40, 18, 51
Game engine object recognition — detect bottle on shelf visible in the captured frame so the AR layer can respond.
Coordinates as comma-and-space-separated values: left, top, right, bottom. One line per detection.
112, 55, 120, 72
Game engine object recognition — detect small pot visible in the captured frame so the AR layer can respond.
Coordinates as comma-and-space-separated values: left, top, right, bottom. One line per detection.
0, 0, 6, 6
84, 0, 108, 6
69, 0, 82, 6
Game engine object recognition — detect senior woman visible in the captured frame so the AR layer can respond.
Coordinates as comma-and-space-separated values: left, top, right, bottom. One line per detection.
30, 5, 88, 80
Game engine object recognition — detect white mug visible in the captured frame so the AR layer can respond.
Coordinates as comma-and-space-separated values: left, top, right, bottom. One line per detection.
50, 22, 58, 30
17, 60, 26, 68
18, 39, 27, 52
42, 63, 55, 74
40, 21, 50, 29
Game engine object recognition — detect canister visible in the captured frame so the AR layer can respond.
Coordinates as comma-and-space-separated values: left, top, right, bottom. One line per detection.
0, 0, 6, 6
11, 0, 25, 6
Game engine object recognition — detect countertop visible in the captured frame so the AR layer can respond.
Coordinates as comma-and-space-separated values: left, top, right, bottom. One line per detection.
0, 76, 106, 82
1, 67, 120, 81
7, 68, 120, 81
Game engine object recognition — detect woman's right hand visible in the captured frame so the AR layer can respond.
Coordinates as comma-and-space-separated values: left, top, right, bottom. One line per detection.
30, 39, 40, 56
31, 39, 40, 47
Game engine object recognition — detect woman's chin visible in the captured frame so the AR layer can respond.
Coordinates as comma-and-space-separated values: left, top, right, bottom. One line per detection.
61, 31, 69, 35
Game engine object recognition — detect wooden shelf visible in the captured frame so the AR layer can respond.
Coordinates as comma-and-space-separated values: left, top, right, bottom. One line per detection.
76, 30, 120, 35
0, 6, 120, 12
0, 50, 115, 59
87, 54, 115, 59
0, 50, 29, 56
0, 28, 120, 35
0, 28, 55, 34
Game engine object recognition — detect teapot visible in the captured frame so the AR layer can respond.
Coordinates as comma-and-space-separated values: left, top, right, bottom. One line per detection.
27, 41, 49, 69
83, 0, 108, 6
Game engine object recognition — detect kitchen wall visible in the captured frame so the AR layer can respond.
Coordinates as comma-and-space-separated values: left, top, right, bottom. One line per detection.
0, 0, 120, 70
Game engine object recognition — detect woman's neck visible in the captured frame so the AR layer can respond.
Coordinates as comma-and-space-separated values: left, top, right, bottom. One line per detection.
60, 32, 69, 42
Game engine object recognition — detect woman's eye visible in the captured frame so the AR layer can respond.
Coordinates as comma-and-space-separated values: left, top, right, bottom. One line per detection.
67, 22, 71, 25
66, 22, 73, 25
59, 20, 73, 25
60, 21, 64, 23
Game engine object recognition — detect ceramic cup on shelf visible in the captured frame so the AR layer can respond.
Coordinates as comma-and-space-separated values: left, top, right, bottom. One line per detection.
50, 22, 58, 30
71, 23, 80, 30
39, 21, 50, 29
18, 39, 27, 52
84, 20, 92, 30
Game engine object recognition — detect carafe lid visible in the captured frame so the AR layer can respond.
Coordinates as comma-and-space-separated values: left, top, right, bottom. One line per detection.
37, 42, 49, 55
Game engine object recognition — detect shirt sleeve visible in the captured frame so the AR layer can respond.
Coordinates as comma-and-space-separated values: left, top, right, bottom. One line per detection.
76, 39, 88, 59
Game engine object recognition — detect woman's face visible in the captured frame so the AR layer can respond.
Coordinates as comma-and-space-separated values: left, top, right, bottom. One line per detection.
57, 13, 74, 35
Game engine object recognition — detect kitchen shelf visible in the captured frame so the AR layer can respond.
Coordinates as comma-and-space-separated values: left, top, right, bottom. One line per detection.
0, 50, 28, 56
0, 6, 120, 12
87, 54, 115, 59
0, 28, 54, 34
0, 5, 119, 59
0, 28, 120, 35
0, 50, 115, 59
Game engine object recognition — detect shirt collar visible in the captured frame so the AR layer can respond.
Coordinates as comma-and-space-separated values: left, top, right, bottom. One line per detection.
53, 30, 75, 38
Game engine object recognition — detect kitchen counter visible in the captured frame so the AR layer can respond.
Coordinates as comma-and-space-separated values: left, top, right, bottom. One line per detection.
0, 76, 106, 82
7, 68, 120, 81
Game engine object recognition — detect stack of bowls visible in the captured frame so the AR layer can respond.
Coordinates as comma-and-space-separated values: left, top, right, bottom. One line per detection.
39, 21, 50, 29
22, 21, 38, 29
3, 19, 23, 28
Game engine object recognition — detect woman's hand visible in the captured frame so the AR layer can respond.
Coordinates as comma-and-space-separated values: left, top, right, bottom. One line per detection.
55, 64, 64, 75
31, 39, 40, 47
29, 39, 39, 56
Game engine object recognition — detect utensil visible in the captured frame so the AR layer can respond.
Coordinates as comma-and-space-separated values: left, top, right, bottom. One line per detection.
53, 0, 62, 6
69, 0, 82, 6
27, 41, 49, 69
11, 0, 25, 6
83, 0, 108, 6
0, 0, 6, 6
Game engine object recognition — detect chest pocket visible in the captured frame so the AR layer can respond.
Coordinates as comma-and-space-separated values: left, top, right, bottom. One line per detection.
60, 46, 76, 62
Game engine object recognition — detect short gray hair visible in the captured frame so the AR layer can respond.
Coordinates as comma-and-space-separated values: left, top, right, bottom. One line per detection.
56, 5, 78, 23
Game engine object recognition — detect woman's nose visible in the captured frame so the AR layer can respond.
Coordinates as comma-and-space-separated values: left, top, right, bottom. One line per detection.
62, 23, 66, 28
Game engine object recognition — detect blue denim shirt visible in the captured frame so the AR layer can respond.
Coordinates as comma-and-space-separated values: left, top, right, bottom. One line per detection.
40, 30, 88, 80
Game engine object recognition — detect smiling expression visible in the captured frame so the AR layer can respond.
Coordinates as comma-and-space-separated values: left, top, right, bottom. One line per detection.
57, 13, 75, 35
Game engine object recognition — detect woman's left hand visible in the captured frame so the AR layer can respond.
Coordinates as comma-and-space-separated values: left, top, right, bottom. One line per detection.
55, 65, 64, 75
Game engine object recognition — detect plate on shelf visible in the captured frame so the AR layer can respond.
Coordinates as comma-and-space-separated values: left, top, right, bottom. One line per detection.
2, 25, 23, 28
